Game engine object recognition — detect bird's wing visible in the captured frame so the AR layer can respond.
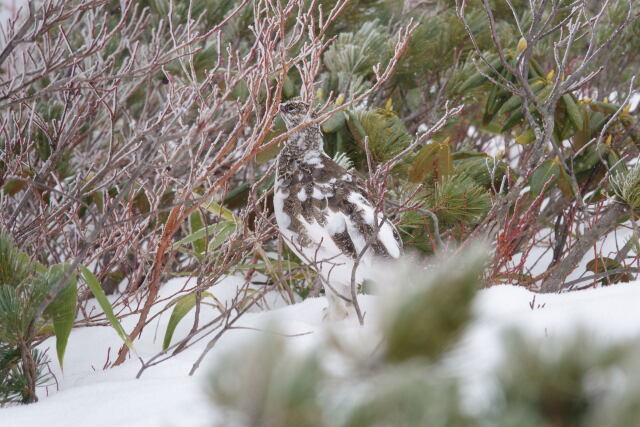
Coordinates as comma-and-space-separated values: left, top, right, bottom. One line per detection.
275, 152, 402, 286
342, 190, 402, 259
303, 155, 402, 260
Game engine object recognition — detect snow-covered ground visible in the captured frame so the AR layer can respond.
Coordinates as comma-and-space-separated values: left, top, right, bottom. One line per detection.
2, 276, 640, 427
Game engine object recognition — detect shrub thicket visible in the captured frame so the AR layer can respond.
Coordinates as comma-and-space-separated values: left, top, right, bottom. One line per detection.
0, 0, 638, 404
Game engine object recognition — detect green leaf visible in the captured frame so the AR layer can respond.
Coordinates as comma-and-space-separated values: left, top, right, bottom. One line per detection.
189, 210, 206, 254
283, 74, 296, 98
515, 128, 536, 145
588, 101, 620, 114
586, 257, 633, 285
2, 178, 26, 196
451, 150, 490, 160
323, 21, 390, 78
483, 83, 508, 125
458, 71, 490, 93
255, 117, 286, 164
256, 141, 283, 164
555, 97, 576, 142
383, 245, 485, 362
500, 109, 524, 133
572, 107, 591, 150
454, 155, 507, 188
434, 143, 453, 180
457, 56, 503, 92
195, 193, 236, 222
132, 188, 151, 214
529, 57, 545, 77
588, 111, 608, 136
207, 221, 237, 251
557, 166, 575, 197
163, 292, 216, 350
499, 82, 550, 134
408, 141, 452, 183
610, 163, 640, 210
223, 174, 274, 210
497, 80, 545, 117
42, 264, 77, 370
562, 94, 584, 130
426, 174, 491, 226
482, 122, 504, 135
321, 110, 347, 133
408, 144, 439, 183
171, 221, 236, 251
79, 265, 133, 350
529, 159, 559, 195
607, 150, 627, 175
90, 191, 104, 214
0, 233, 34, 287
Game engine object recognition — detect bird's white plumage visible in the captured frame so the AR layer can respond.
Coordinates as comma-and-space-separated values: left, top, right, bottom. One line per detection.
274, 174, 400, 287
273, 188, 291, 229
311, 187, 323, 200
277, 208, 364, 286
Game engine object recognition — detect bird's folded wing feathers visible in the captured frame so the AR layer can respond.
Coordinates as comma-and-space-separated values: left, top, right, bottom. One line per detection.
299, 185, 401, 260
344, 191, 402, 259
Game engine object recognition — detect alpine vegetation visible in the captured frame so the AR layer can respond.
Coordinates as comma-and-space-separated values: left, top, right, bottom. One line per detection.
0, 1, 639, 424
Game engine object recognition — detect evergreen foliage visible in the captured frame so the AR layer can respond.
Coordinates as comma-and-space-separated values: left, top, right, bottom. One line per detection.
381, 248, 482, 362
323, 21, 390, 95
0, 233, 128, 404
610, 164, 640, 211
0, 233, 51, 404
0, 346, 50, 405
488, 333, 634, 427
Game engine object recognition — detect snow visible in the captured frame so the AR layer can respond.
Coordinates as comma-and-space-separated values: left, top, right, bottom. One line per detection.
2, 275, 640, 426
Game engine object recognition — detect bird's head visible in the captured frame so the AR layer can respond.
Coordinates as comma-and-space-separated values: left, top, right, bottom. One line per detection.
279, 100, 312, 130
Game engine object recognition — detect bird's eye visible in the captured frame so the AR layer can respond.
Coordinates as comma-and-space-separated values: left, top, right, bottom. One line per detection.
284, 104, 295, 113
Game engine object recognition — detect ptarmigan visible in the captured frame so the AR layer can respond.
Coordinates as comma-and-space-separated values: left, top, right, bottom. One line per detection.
275, 100, 402, 320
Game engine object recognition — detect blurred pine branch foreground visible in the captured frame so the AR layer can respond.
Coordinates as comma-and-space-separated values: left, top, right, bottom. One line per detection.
0, 0, 639, 414
210, 246, 640, 426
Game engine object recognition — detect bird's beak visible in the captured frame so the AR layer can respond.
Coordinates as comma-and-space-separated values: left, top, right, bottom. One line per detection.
278, 103, 286, 113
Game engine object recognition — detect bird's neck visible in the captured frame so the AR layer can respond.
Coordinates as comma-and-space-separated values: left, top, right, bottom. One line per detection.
283, 125, 324, 155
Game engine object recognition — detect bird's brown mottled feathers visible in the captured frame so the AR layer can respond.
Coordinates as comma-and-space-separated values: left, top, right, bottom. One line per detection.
274, 100, 402, 300
275, 137, 401, 262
